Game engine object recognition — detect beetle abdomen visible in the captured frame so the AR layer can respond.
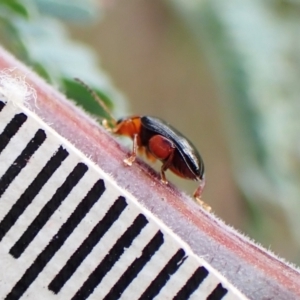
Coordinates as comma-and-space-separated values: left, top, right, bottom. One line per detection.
140, 116, 204, 180
169, 150, 200, 180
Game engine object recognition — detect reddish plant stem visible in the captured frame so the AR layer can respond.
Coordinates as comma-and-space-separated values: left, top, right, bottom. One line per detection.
0, 47, 299, 299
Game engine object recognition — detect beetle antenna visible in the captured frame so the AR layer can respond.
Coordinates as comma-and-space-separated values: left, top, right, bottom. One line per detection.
74, 78, 117, 126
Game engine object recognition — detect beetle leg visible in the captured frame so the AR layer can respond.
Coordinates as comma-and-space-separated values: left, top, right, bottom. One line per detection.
124, 133, 138, 166
193, 177, 211, 211
148, 135, 175, 184
193, 177, 205, 199
102, 119, 111, 130
160, 150, 175, 184
194, 197, 211, 212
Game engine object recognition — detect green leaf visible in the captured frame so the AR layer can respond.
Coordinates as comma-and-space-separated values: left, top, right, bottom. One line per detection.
63, 78, 114, 120
32, 0, 101, 22
0, 0, 127, 125
10, 16, 127, 118
0, 0, 30, 19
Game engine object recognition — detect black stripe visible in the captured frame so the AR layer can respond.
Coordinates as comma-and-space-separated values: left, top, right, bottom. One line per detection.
0, 129, 45, 198
207, 283, 228, 300
0, 147, 69, 242
71, 214, 148, 300
0, 113, 27, 154
103, 231, 164, 300
0, 100, 5, 111
48, 196, 128, 294
10, 162, 87, 258
138, 249, 186, 300
5, 179, 105, 300
173, 266, 209, 300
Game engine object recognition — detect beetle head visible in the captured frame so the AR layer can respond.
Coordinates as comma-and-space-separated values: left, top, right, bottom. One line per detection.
113, 116, 142, 139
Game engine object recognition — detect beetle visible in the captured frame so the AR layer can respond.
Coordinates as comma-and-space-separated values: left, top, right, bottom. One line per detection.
75, 79, 208, 209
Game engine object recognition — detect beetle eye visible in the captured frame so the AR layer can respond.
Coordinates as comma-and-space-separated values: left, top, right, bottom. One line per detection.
116, 117, 125, 124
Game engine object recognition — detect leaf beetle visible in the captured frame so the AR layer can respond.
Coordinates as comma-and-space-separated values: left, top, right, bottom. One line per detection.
75, 79, 208, 210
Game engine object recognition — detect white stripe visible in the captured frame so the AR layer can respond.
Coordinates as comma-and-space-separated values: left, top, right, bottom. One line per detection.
3, 153, 82, 251
91, 222, 160, 300
0, 138, 61, 221
0, 117, 42, 179
43, 177, 121, 287
0, 156, 87, 296
23, 169, 107, 299
191, 271, 225, 299
0, 101, 23, 132
120, 234, 182, 300
59, 201, 140, 299
155, 255, 203, 299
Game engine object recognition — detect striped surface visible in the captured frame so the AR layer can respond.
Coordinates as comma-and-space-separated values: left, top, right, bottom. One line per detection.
0, 99, 247, 300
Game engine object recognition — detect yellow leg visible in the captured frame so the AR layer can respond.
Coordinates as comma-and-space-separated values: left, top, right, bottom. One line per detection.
193, 178, 211, 211
193, 197, 211, 212
124, 134, 138, 166
160, 150, 174, 184
102, 119, 112, 131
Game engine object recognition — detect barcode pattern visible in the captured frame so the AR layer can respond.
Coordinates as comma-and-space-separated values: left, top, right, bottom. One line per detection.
0, 99, 247, 300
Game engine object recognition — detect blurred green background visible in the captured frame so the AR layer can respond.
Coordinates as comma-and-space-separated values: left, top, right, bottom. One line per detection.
1, 0, 300, 265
